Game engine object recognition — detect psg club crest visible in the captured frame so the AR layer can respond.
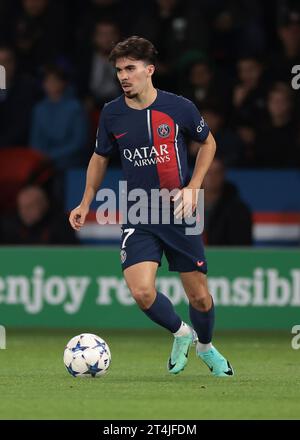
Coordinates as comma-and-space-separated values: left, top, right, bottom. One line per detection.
157, 123, 170, 138
120, 249, 127, 263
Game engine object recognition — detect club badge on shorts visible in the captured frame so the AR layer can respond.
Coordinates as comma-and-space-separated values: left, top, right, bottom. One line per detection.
120, 249, 127, 263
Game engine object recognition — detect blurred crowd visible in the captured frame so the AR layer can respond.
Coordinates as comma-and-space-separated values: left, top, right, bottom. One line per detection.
0, 0, 300, 245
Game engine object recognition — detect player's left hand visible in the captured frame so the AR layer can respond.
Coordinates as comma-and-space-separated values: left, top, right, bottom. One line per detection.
173, 186, 200, 219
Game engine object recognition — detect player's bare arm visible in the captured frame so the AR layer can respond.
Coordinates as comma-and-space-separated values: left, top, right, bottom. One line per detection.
69, 153, 109, 231
174, 131, 216, 218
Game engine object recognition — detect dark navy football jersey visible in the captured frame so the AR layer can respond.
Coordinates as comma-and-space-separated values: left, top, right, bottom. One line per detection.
95, 89, 210, 193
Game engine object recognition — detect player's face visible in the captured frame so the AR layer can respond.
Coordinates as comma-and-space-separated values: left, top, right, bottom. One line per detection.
115, 57, 154, 98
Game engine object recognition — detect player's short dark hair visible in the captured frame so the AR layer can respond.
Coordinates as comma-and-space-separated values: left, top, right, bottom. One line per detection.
108, 36, 158, 66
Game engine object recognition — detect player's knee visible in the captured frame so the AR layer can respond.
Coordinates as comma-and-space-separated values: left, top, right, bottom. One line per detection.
189, 291, 211, 312
130, 285, 156, 309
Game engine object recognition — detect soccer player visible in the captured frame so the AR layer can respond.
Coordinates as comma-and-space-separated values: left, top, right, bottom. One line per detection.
69, 36, 234, 377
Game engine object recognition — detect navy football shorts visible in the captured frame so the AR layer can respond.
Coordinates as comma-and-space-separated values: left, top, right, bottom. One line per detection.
120, 220, 207, 273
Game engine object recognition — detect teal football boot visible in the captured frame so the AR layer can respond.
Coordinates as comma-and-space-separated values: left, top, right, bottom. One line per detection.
168, 328, 197, 374
197, 345, 234, 377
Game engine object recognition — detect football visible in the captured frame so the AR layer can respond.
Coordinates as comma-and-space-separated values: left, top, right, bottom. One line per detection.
63, 333, 111, 377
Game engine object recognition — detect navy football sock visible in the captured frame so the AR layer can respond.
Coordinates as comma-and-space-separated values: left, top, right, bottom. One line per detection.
189, 298, 215, 344
143, 291, 182, 333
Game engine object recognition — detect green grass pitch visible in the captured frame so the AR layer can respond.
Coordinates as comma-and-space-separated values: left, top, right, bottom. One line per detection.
0, 329, 299, 420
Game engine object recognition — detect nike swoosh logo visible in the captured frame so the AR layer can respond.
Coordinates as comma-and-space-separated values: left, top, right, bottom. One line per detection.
208, 361, 233, 375
224, 361, 234, 375
168, 359, 176, 370
168, 349, 189, 370
114, 132, 128, 139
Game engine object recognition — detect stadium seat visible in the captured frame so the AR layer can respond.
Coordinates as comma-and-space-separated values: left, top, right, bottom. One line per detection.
0, 147, 54, 213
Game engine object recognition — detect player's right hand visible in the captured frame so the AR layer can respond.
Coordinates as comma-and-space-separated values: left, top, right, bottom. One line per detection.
69, 205, 89, 231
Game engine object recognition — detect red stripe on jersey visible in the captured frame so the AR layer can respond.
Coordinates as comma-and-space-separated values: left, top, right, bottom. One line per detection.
151, 110, 181, 189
